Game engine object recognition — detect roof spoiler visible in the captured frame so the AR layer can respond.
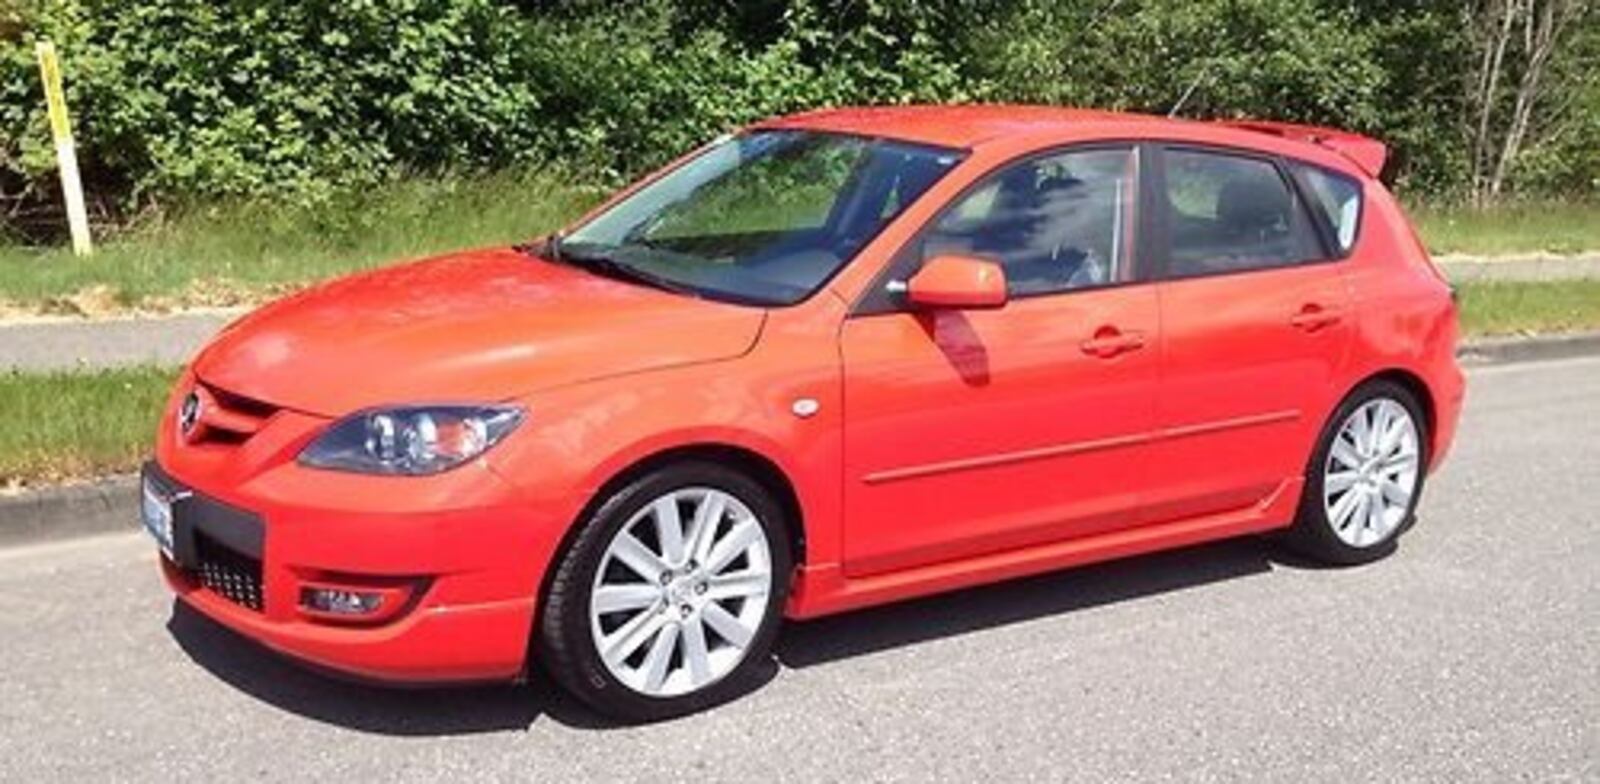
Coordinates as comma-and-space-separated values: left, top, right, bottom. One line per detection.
1215, 120, 1387, 178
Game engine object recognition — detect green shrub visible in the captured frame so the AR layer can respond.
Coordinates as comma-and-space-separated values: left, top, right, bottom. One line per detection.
2, 0, 550, 209
0, 0, 1597, 234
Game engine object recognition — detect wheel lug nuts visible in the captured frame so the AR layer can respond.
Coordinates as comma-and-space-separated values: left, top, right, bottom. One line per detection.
695, 582, 707, 594
679, 605, 692, 618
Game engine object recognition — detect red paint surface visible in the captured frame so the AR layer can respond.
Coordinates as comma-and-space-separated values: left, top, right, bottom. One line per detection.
153, 106, 1462, 682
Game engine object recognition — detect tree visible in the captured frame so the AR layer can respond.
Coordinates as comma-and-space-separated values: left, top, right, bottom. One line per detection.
1466, 0, 1594, 204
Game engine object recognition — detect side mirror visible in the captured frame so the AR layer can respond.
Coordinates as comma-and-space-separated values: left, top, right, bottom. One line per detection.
902, 255, 1008, 310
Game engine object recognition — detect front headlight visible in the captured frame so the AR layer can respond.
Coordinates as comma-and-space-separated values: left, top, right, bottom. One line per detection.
298, 405, 524, 475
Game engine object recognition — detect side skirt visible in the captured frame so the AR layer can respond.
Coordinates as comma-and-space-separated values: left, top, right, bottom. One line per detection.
785, 478, 1301, 620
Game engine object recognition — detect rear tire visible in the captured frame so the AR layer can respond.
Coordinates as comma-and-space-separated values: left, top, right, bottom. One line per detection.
1283, 379, 1429, 565
539, 461, 792, 722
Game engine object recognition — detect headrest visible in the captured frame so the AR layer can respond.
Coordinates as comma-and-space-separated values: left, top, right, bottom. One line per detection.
1216, 176, 1288, 232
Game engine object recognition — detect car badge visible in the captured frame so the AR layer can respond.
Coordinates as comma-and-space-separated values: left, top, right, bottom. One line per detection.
178, 390, 203, 441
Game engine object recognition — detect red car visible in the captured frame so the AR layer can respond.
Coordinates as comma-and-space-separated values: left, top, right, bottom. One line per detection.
144, 106, 1464, 720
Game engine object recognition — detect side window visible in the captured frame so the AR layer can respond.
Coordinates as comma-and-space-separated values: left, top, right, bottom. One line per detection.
1295, 163, 1363, 254
1161, 149, 1323, 278
916, 147, 1138, 297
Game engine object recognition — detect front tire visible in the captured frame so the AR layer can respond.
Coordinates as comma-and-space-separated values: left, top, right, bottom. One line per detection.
539, 461, 792, 722
1284, 379, 1429, 565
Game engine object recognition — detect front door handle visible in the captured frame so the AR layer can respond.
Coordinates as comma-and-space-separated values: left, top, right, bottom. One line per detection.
1080, 327, 1146, 358
1290, 304, 1342, 332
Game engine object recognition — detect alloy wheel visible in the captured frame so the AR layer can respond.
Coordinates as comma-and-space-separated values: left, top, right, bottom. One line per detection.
588, 487, 773, 697
1322, 397, 1421, 548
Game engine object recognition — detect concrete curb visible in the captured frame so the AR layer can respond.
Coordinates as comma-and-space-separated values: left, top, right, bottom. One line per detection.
1458, 330, 1600, 366
0, 475, 138, 549
3, 331, 1599, 550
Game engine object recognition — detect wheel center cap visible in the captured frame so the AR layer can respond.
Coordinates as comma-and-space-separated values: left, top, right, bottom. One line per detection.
665, 575, 701, 606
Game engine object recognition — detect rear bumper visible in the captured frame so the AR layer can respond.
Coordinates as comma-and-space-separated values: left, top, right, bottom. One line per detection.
1428, 357, 1466, 471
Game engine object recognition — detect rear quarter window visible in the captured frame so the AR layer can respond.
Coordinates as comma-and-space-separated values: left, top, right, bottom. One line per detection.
1294, 164, 1363, 254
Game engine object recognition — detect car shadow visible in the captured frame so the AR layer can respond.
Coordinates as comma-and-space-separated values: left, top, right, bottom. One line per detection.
165, 602, 604, 735
167, 535, 1305, 735
776, 536, 1286, 668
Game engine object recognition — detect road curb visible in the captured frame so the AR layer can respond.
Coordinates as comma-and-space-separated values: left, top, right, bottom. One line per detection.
2, 331, 1599, 550
0, 475, 138, 549
1458, 330, 1600, 366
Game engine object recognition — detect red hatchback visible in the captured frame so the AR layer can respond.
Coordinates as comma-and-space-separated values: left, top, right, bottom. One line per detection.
146, 106, 1464, 720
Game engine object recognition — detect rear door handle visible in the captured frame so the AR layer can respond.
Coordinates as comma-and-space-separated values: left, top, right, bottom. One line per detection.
1080, 327, 1146, 358
1290, 304, 1342, 332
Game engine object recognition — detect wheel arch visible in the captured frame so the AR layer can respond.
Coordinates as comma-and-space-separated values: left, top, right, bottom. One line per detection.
590, 443, 806, 568
526, 440, 809, 677
1346, 367, 1438, 457
534, 441, 807, 611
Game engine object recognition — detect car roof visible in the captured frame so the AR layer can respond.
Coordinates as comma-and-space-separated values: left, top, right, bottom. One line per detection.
753, 105, 1383, 179
754, 104, 1152, 149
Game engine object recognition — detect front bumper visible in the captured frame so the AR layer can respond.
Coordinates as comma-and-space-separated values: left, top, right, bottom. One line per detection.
147, 455, 549, 684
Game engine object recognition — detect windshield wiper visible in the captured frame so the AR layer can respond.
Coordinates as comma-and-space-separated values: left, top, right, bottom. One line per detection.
518, 238, 778, 307
555, 247, 704, 299
513, 232, 564, 263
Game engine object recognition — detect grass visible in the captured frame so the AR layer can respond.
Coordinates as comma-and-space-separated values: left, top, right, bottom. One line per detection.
1411, 201, 1600, 256
0, 169, 602, 316
1455, 279, 1600, 337
0, 366, 178, 488
3, 281, 1596, 487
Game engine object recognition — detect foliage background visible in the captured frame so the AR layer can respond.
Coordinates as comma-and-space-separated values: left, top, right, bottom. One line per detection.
1, 0, 1597, 235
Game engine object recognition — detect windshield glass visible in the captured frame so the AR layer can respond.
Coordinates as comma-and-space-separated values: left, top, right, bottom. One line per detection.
561, 130, 965, 306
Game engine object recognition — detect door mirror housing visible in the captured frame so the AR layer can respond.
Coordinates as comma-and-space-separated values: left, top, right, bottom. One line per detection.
903, 255, 1008, 310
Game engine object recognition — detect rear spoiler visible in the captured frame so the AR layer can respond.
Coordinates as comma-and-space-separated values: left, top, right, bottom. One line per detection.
1215, 120, 1387, 179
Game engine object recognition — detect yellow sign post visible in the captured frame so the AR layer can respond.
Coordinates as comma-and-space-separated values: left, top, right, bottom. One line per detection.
35, 39, 93, 256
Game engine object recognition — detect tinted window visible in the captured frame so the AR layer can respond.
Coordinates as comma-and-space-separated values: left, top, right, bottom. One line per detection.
1296, 164, 1363, 254
1161, 149, 1323, 278
564, 131, 963, 306
913, 147, 1139, 296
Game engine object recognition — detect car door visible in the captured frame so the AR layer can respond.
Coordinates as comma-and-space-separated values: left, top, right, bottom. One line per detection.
839, 145, 1161, 577
1142, 145, 1353, 525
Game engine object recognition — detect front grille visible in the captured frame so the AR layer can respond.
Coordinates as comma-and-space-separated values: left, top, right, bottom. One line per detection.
194, 532, 264, 612
207, 384, 279, 419
191, 382, 280, 447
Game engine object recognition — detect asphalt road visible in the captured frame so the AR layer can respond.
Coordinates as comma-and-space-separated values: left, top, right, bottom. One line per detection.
2, 357, 1596, 782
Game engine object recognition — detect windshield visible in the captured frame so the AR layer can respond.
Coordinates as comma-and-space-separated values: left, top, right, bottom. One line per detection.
560, 130, 965, 306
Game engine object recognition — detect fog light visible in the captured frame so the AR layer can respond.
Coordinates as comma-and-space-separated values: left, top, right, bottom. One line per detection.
296, 578, 421, 625
302, 587, 384, 616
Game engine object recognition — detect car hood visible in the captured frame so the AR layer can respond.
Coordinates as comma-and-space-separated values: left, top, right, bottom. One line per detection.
192, 247, 767, 416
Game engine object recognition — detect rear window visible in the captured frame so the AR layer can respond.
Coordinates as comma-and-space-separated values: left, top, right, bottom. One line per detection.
1160, 149, 1324, 278
1294, 164, 1363, 254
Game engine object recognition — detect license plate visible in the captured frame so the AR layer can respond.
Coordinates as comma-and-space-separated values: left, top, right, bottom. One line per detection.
141, 476, 175, 559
